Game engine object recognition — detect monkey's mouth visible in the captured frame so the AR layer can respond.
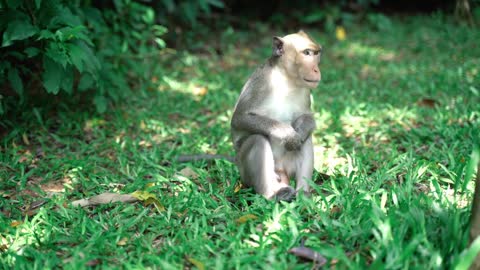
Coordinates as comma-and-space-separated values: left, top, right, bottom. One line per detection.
304, 79, 320, 83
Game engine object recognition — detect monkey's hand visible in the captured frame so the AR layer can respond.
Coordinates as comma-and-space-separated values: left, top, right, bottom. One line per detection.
292, 114, 316, 142
271, 125, 303, 151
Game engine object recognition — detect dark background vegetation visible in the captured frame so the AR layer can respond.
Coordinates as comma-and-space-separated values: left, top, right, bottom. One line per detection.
0, 0, 478, 118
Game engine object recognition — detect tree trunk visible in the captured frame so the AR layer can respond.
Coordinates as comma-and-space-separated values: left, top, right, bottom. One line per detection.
455, 0, 474, 26
470, 161, 480, 269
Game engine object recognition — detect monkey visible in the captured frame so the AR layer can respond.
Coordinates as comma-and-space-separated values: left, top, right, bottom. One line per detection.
230, 30, 322, 201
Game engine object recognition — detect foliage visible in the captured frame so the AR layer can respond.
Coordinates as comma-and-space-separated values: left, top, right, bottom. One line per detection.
154, 0, 225, 26
1, 15, 479, 268
0, 0, 167, 114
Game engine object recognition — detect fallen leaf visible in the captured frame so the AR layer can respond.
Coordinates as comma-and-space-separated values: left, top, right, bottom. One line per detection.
330, 206, 342, 215
131, 190, 157, 201
236, 214, 257, 224
416, 98, 438, 108
10, 221, 23, 227
288, 246, 327, 266
71, 193, 138, 207
144, 197, 165, 212
22, 133, 30, 145
117, 237, 128, 246
336, 26, 347, 41
179, 167, 199, 180
234, 183, 242, 193
192, 86, 208, 96
85, 259, 101, 266
131, 190, 165, 212
186, 257, 205, 270
379, 52, 395, 61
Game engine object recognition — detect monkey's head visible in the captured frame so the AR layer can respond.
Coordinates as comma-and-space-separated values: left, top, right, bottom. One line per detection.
272, 31, 322, 89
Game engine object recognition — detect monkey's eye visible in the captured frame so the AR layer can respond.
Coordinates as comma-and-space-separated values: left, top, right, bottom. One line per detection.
303, 49, 313, 56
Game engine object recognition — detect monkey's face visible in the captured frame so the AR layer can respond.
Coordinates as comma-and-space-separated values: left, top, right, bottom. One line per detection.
281, 32, 322, 89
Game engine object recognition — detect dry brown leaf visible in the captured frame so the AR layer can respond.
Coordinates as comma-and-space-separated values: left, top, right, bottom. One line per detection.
85, 259, 101, 266
416, 98, 438, 108
10, 221, 23, 227
72, 193, 138, 207
192, 86, 208, 96
236, 214, 257, 224
234, 183, 242, 193
22, 133, 30, 145
179, 167, 199, 180
117, 237, 128, 246
186, 257, 205, 270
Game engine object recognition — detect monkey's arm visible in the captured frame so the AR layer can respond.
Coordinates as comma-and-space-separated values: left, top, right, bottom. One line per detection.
232, 112, 302, 150
292, 114, 316, 142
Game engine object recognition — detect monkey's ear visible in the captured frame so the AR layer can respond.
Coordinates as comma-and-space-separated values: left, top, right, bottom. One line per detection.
272, 37, 284, 57
297, 30, 309, 38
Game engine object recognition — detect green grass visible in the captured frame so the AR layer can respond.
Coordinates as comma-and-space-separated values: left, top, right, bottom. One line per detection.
1, 15, 480, 269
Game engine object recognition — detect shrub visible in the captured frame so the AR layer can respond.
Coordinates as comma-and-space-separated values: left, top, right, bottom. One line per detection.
0, 0, 167, 114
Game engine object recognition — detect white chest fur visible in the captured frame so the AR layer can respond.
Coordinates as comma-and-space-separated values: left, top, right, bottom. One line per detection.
262, 67, 309, 123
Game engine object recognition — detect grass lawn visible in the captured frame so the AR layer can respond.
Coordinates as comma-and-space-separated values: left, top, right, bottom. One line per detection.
1, 15, 479, 269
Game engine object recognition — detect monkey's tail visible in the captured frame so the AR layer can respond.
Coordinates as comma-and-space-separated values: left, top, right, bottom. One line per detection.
177, 154, 235, 163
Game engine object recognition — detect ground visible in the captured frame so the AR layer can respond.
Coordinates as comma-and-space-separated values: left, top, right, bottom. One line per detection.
1, 15, 479, 269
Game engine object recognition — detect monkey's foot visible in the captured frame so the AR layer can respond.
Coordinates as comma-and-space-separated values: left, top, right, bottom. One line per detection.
275, 186, 296, 202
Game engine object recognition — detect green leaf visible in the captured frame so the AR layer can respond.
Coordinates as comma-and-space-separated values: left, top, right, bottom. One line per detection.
142, 8, 155, 24
45, 42, 69, 68
207, 0, 224, 8
35, 0, 42, 9
42, 56, 64, 94
24, 47, 41, 58
67, 43, 86, 72
2, 20, 39, 47
61, 66, 74, 94
37, 30, 55, 40
94, 95, 108, 113
7, 68, 23, 95
161, 0, 175, 12
6, 0, 22, 9
454, 236, 480, 270
79, 73, 95, 91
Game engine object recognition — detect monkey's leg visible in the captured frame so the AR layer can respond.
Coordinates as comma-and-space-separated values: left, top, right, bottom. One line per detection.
237, 134, 295, 200
295, 136, 314, 195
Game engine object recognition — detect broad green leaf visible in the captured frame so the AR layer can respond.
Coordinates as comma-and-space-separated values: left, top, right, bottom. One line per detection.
78, 73, 95, 91
142, 8, 155, 24
61, 66, 74, 94
37, 30, 55, 40
94, 95, 108, 113
42, 56, 64, 94
67, 43, 86, 72
161, 0, 175, 12
7, 68, 23, 95
24, 47, 40, 58
35, 0, 42, 9
6, 0, 21, 9
207, 0, 224, 8
2, 20, 39, 47
155, 38, 166, 49
45, 42, 69, 68
153, 25, 168, 36
48, 7, 82, 28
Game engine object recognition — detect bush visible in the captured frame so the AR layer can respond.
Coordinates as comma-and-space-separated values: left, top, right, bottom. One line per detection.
0, 0, 167, 114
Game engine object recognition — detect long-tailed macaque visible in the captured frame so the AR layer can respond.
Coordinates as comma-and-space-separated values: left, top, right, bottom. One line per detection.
231, 31, 322, 201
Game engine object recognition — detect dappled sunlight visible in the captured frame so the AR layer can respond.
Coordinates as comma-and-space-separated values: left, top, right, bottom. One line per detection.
345, 42, 396, 61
